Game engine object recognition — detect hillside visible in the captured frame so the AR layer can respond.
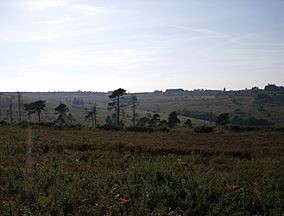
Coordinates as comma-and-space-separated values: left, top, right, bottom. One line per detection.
0, 84, 284, 126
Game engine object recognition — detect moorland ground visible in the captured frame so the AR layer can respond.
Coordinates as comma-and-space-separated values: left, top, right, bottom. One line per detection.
0, 124, 283, 215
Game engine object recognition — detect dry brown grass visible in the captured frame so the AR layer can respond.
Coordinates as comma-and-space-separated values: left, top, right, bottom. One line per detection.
1, 125, 283, 159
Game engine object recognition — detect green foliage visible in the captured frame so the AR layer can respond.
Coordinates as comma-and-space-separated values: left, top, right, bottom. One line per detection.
55, 103, 69, 124
230, 115, 273, 126
183, 119, 192, 128
216, 113, 230, 126
97, 124, 120, 130
0, 126, 283, 215
109, 88, 127, 127
109, 88, 127, 99
24, 100, 46, 122
264, 84, 284, 93
125, 126, 153, 132
168, 111, 180, 128
136, 117, 150, 127
177, 109, 217, 122
149, 113, 160, 127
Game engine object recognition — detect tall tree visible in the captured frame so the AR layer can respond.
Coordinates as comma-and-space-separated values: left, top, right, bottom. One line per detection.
24, 100, 46, 122
55, 103, 69, 124
109, 88, 126, 127
168, 111, 180, 128
85, 105, 97, 127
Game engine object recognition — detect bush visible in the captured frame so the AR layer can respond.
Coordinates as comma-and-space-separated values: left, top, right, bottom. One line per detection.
97, 124, 120, 130
229, 125, 261, 132
159, 127, 169, 132
177, 109, 217, 122
0, 120, 8, 125
216, 113, 230, 126
230, 115, 273, 126
194, 125, 214, 133
125, 126, 154, 132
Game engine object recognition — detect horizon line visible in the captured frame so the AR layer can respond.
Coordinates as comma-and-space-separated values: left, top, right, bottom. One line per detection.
0, 84, 281, 94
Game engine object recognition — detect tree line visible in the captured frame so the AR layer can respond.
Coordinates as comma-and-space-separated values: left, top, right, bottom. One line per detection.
0, 87, 274, 129
0, 88, 185, 129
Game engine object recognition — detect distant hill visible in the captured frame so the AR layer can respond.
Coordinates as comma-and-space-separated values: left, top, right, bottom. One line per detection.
0, 84, 283, 126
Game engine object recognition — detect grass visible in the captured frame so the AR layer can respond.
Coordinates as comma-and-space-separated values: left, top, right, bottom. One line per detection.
0, 125, 284, 215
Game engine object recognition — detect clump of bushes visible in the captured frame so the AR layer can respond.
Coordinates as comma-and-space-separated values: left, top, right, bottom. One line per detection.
125, 126, 154, 132
230, 115, 273, 126
229, 125, 261, 132
0, 120, 8, 125
177, 109, 217, 122
194, 125, 214, 133
96, 124, 120, 130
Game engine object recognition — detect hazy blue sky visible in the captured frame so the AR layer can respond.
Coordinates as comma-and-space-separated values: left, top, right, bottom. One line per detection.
0, 0, 284, 92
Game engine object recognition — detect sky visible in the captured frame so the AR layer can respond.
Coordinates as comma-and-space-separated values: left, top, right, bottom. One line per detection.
0, 0, 284, 92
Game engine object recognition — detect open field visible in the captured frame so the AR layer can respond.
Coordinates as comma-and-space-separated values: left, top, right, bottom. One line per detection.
0, 125, 283, 215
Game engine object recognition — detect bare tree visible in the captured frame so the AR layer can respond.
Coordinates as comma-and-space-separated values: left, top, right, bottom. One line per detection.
85, 105, 97, 127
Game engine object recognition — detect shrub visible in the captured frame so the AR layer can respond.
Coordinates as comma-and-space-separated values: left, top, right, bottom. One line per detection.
125, 126, 154, 132
229, 125, 261, 132
159, 127, 169, 132
194, 125, 214, 133
97, 124, 120, 130
0, 120, 8, 125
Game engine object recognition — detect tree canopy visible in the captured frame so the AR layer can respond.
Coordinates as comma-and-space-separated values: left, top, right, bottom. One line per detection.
216, 113, 230, 126
109, 88, 127, 99
168, 111, 180, 128
55, 103, 69, 124
24, 100, 46, 122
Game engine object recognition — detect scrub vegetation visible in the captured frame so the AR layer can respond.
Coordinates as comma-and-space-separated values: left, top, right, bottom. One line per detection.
0, 124, 283, 215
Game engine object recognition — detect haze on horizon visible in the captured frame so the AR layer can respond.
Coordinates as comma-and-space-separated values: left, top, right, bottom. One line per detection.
0, 0, 284, 92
